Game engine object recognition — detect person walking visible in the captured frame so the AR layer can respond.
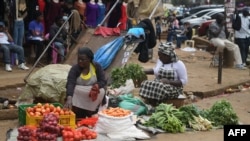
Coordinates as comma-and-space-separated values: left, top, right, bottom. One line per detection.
234, 8, 250, 67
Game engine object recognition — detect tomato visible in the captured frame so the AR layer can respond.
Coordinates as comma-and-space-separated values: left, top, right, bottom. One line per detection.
81, 127, 88, 134
35, 112, 41, 116
91, 132, 97, 139
29, 112, 35, 116
44, 103, 50, 108
87, 135, 92, 140
82, 134, 86, 140
56, 106, 61, 112
36, 103, 42, 108
64, 111, 70, 115
59, 110, 65, 115
35, 108, 42, 112
45, 107, 50, 113
74, 134, 81, 141
68, 131, 74, 138
49, 104, 55, 111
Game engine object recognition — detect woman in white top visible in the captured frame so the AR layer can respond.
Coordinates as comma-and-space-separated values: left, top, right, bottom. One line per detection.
139, 43, 188, 106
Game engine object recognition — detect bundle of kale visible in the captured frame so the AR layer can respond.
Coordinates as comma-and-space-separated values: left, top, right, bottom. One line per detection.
202, 100, 239, 127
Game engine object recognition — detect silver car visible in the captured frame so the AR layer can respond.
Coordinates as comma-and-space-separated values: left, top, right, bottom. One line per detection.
186, 9, 225, 28
180, 8, 224, 25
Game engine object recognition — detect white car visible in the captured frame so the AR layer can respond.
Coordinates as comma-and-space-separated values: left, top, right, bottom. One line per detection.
186, 9, 225, 28
180, 8, 224, 25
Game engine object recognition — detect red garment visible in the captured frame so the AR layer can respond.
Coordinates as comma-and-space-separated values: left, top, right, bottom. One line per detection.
38, 0, 46, 13
45, 0, 62, 34
94, 26, 120, 37
38, 0, 46, 34
118, 3, 127, 30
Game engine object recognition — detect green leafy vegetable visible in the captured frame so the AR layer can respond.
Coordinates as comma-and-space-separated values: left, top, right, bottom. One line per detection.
205, 100, 239, 127
143, 103, 185, 133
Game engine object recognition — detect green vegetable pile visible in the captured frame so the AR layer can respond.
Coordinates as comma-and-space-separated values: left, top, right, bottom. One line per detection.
202, 100, 239, 127
143, 100, 239, 132
110, 63, 147, 88
143, 103, 185, 133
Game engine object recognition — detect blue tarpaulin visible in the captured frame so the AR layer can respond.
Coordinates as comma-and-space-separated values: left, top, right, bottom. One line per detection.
94, 36, 125, 69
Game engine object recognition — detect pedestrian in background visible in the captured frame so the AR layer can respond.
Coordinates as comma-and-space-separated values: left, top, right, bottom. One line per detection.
234, 8, 250, 67
208, 13, 246, 69
155, 19, 162, 42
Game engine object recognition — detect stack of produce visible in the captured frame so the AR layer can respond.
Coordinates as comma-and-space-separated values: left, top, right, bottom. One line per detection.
26, 103, 74, 117
17, 126, 37, 141
36, 113, 63, 141
143, 103, 185, 133
100, 107, 132, 117
62, 126, 97, 141
143, 100, 239, 132
95, 107, 134, 134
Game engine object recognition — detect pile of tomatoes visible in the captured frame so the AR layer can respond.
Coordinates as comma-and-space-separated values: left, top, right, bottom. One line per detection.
62, 126, 97, 141
26, 103, 74, 117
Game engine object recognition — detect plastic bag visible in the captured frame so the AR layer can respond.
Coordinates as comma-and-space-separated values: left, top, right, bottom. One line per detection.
118, 94, 148, 115
108, 79, 135, 96
95, 112, 134, 134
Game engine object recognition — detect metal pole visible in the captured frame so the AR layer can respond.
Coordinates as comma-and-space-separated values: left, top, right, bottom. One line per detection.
149, 0, 162, 20
97, 0, 121, 27
23, 12, 74, 83
217, 52, 222, 84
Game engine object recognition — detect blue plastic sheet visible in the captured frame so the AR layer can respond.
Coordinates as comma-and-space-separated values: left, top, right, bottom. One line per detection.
94, 37, 124, 69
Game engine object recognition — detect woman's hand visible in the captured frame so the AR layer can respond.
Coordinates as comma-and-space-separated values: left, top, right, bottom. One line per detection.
64, 96, 72, 109
161, 78, 170, 84
89, 84, 100, 101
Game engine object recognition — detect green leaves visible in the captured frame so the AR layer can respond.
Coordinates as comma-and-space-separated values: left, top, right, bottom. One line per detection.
205, 100, 239, 127
110, 63, 147, 88
144, 103, 185, 133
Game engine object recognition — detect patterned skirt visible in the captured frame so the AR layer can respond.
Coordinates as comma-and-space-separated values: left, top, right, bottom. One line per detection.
139, 80, 182, 101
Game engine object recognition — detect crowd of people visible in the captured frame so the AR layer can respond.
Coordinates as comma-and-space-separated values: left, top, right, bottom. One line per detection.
0, 0, 129, 72
1, 1, 249, 120
159, 7, 250, 70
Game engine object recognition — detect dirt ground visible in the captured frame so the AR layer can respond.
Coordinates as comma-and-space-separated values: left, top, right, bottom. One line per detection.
1, 41, 250, 141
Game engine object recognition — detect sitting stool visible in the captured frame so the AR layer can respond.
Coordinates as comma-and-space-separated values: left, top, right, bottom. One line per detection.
209, 47, 234, 68
184, 40, 195, 48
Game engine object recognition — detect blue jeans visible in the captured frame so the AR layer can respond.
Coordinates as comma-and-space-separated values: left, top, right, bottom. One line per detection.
176, 35, 188, 48
167, 30, 176, 42
235, 37, 250, 64
13, 20, 25, 46
13, 20, 25, 64
0, 44, 25, 64
54, 42, 65, 61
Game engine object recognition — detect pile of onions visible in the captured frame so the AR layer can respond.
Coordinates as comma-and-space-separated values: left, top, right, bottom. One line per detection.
36, 113, 63, 141
17, 126, 36, 141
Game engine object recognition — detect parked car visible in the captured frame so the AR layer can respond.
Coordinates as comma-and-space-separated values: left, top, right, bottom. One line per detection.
187, 4, 224, 16
180, 8, 223, 25
186, 9, 224, 29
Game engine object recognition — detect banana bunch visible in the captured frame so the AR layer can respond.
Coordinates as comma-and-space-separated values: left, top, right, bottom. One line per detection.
189, 115, 213, 131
